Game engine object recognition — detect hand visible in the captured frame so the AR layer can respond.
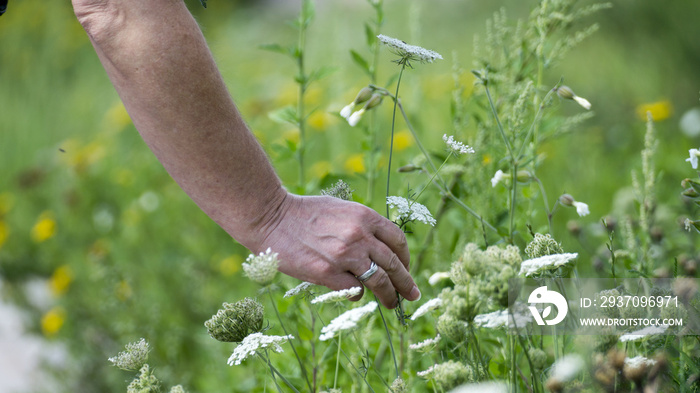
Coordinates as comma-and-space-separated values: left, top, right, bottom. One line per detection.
254, 193, 421, 309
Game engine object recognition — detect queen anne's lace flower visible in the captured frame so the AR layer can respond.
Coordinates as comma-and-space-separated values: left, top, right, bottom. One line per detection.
242, 248, 279, 285
387, 196, 436, 226
472, 308, 533, 329
319, 302, 377, 341
686, 148, 700, 169
442, 134, 475, 155
409, 334, 441, 352
624, 356, 656, 369
491, 170, 506, 188
284, 281, 314, 298
519, 253, 578, 277
619, 325, 669, 342
417, 365, 436, 378
311, 287, 361, 304
108, 338, 150, 371
449, 382, 509, 393
410, 298, 442, 321
227, 333, 294, 366
428, 272, 451, 286
377, 34, 442, 63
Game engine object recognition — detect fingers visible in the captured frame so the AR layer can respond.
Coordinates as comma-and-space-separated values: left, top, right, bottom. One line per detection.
368, 243, 420, 303
372, 214, 410, 271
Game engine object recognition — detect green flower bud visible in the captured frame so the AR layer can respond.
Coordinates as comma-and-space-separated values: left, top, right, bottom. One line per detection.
363, 93, 383, 110
353, 87, 373, 105
390, 377, 408, 393
432, 360, 474, 390
127, 365, 161, 393
320, 180, 354, 201
525, 233, 564, 259
437, 313, 468, 343
205, 298, 264, 343
530, 348, 548, 370
556, 86, 576, 100
559, 194, 575, 207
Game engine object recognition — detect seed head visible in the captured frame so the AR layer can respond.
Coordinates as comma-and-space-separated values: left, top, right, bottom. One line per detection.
204, 298, 264, 343
321, 180, 354, 201
127, 364, 161, 393
525, 233, 564, 259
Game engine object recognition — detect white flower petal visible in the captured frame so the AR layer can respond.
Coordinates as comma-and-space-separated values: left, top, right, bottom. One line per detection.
319, 302, 377, 341
573, 96, 591, 110
572, 201, 590, 217
519, 253, 578, 277
491, 170, 505, 188
310, 287, 362, 304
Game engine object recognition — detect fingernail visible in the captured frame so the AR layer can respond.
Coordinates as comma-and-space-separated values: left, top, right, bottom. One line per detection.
410, 286, 421, 301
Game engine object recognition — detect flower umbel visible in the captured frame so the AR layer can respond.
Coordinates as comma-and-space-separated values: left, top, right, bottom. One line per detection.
310, 287, 362, 304
410, 298, 443, 321
204, 298, 264, 343
519, 253, 578, 277
319, 301, 377, 341
409, 334, 441, 352
227, 332, 294, 366
284, 281, 314, 298
377, 34, 443, 66
387, 196, 436, 226
242, 248, 279, 285
442, 134, 475, 155
127, 365, 161, 393
108, 338, 150, 371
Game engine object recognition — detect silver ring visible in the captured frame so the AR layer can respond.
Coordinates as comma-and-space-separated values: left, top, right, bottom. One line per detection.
357, 261, 378, 282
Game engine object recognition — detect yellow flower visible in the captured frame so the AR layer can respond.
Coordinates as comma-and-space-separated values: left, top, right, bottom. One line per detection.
482, 153, 492, 165
31, 211, 56, 243
308, 111, 335, 131
0, 192, 15, 215
41, 307, 66, 337
637, 100, 672, 121
344, 153, 366, 174
393, 130, 414, 151
0, 221, 8, 249
49, 265, 73, 297
219, 255, 242, 277
311, 161, 331, 178
116, 280, 133, 301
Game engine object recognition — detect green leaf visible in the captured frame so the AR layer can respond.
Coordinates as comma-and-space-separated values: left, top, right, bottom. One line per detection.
300, 0, 315, 28
350, 50, 371, 75
268, 106, 299, 126
259, 43, 294, 57
298, 325, 313, 341
364, 23, 376, 47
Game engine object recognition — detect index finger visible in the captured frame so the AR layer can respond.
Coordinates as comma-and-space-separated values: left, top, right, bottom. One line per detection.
372, 215, 410, 271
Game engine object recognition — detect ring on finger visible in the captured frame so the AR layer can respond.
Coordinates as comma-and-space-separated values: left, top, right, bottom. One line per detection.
356, 261, 378, 282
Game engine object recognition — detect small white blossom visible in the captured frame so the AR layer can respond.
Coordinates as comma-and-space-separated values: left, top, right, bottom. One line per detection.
417, 364, 436, 378
242, 248, 279, 285
519, 253, 578, 277
619, 325, 669, 342
472, 308, 533, 329
410, 298, 442, 321
108, 338, 149, 371
284, 282, 314, 298
428, 272, 451, 286
227, 333, 294, 366
624, 356, 656, 369
409, 334, 441, 352
686, 148, 700, 169
311, 287, 362, 304
550, 354, 584, 382
573, 96, 592, 110
347, 109, 365, 127
387, 196, 436, 226
572, 201, 590, 217
442, 134, 475, 155
448, 382, 509, 393
340, 103, 355, 119
319, 302, 377, 341
377, 34, 442, 63
491, 170, 506, 188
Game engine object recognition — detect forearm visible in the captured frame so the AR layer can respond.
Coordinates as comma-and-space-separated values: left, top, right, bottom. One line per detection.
74, 0, 286, 250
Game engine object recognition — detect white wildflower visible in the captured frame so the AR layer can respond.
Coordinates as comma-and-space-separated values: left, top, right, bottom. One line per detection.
387, 196, 436, 226
550, 354, 584, 382
108, 338, 149, 371
619, 325, 669, 342
572, 201, 590, 217
319, 301, 377, 341
442, 134, 475, 155
428, 272, 451, 286
472, 308, 533, 329
347, 109, 365, 127
340, 103, 355, 119
409, 334, 441, 352
556, 86, 591, 110
227, 333, 294, 366
685, 218, 694, 232
417, 364, 436, 378
377, 34, 442, 63
410, 298, 442, 321
624, 356, 656, 369
491, 169, 506, 188
686, 148, 700, 169
284, 282, 314, 298
311, 287, 362, 304
448, 382, 509, 393
573, 96, 592, 110
519, 253, 578, 277
242, 248, 279, 285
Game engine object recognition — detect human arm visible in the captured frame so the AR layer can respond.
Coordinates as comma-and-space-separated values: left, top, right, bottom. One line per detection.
71, 0, 420, 308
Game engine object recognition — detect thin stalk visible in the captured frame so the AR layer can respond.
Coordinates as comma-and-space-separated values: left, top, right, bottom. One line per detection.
258, 351, 300, 393
267, 289, 313, 392
397, 100, 444, 185
334, 331, 342, 389
385, 64, 407, 217
375, 295, 400, 379
510, 162, 518, 243
484, 83, 515, 159
534, 177, 553, 234
365, 0, 383, 203
515, 82, 560, 161
296, 4, 308, 189
435, 187, 498, 233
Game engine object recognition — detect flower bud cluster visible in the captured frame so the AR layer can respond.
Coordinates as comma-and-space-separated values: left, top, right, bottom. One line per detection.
204, 298, 264, 343
339, 86, 384, 127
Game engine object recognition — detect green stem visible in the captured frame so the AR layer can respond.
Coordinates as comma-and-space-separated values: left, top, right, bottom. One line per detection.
534, 177, 553, 234
258, 351, 300, 393
334, 331, 342, 389
267, 288, 313, 392
483, 82, 514, 159
296, 4, 308, 189
375, 295, 400, 379
385, 64, 406, 217
510, 162, 518, 243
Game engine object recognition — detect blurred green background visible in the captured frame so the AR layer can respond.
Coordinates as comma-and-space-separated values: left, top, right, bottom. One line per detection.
1, 0, 700, 391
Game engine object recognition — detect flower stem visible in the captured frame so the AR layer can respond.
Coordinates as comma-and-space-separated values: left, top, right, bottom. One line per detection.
385, 64, 407, 217
375, 295, 400, 379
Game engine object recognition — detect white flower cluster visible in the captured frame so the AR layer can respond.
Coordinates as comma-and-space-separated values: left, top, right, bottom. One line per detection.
550, 354, 585, 382
686, 148, 700, 169
624, 355, 657, 369
442, 134, 475, 155
448, 382, 509, 393
519, 253, 578, 277
108, 338, 149, 371
311, 287, 362, 304
242, 248, 279, 285
409, 334, 441, 352
319, 301, 377, 341
416, 364, 436, 378
377, 34, 443, 63
410, 298, 442, 321
227, 333, 294, 366
472, 308, 533, 329
386, 196, 436, 226
619, 324, 669, 342
428, 272, 451, 286
284, 281, 314, 298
